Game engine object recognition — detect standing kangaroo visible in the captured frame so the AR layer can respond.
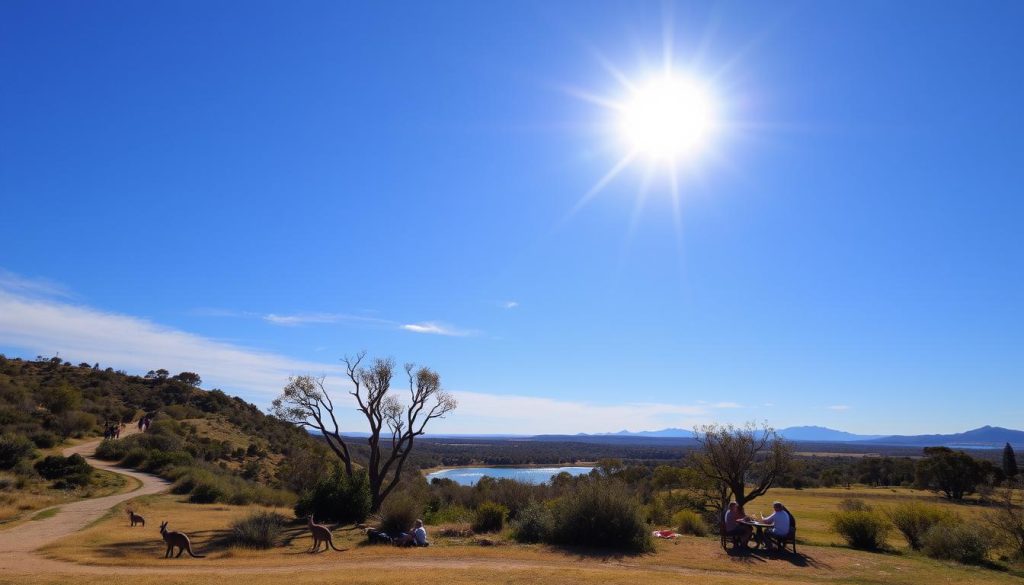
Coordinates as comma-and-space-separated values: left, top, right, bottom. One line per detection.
307, 515, 343, 553
127, 509, 145, 527
159, 521, 205, 558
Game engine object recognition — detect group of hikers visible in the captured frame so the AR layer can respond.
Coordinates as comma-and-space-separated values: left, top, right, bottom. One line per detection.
102, 422, 124, 440
722, 500, 795, 552
136, 414, 153, 432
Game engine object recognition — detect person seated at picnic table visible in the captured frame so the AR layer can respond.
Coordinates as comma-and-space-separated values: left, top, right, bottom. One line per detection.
760, 501, 792, 548
395, 519, 429, 547
723, 502, 753, 546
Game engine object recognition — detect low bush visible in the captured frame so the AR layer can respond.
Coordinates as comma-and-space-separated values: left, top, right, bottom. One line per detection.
94, 439, 130, 461
189, 479, 225, 504
229, 511, 288, 549
672, 509, 708, 537
839, 498, 872, 512
922, 522, 993, 564
549, 480, 653, 552
831, 509, 890, 551
886, 502, 955, 550
378, 493, 422, 535
511, 501, 554, 543
472, 501, 508, 533
0, 434, 36, 470
29, 431, 58, 449
294, 466, 371, 524
425, 504, 472, 525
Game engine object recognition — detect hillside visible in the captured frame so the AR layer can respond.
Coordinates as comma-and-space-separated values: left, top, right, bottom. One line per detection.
0, 354, 326, 506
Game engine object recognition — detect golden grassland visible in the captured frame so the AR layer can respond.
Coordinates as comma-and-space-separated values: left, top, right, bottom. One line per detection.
0, 468, 133, 529
27, 486, 1023, 585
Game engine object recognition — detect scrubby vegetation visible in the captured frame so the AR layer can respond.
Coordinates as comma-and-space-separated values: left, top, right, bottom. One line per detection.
228, 511, 289, 549
34, 454, 93, 488
886, 501, 955, 550
830, 500, 890, 551
548, 480, 653, 552
471, 501, 508, 533
922, 522, 994, 564
672, 509, 708, 536
294, 464, 371, 524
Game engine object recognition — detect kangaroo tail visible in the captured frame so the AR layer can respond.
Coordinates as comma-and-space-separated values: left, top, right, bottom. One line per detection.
187, 546, 205, 558
329, 540, 343, 552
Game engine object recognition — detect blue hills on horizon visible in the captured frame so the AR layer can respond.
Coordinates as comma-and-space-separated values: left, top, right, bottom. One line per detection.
580, 425, 1024, 447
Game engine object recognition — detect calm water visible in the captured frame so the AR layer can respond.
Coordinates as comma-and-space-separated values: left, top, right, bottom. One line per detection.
425, 466, 594, 486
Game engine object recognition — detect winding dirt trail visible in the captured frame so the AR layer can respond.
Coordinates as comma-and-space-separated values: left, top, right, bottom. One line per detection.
0, 429, 171, 575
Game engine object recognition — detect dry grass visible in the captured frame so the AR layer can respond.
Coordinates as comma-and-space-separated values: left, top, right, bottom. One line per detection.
0, 468, 134, 529
29, 490, 1024, 585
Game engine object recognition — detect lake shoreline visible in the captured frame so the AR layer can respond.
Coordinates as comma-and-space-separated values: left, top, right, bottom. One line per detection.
419, 461, 598, 476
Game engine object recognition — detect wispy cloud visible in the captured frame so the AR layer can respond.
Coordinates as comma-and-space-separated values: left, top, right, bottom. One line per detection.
262, 313, 392, 327
193, 305, 478, 337
502, 301, 519, 310
0, 269, 72, 299
827, 405, 851, 411
401, 322, 475, 337
0, 287, 343, 399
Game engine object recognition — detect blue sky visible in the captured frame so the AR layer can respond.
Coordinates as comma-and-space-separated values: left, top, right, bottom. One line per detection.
2, 1, 1022, 435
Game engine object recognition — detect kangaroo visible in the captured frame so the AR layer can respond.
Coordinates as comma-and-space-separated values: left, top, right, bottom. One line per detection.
307, 514, 343, 553
159, 521, 205, 558
127, 509, 145, 527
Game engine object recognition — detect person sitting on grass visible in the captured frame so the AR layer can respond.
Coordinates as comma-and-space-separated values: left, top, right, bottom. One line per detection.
723, 502, 753, 547
395, 519, 429, 547
760, 501, 792, 549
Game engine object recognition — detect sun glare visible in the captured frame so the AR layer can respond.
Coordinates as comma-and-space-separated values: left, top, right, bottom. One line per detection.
619, 74, 717, 164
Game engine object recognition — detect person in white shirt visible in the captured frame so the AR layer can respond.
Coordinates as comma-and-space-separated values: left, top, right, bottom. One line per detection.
412, 519, 428, 547
761, 501, 792, 548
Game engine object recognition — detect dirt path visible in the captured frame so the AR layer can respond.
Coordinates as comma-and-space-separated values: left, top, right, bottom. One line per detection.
0, 429, 171, 574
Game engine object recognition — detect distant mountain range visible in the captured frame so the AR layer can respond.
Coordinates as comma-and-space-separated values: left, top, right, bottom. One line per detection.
572, 425, 1024, 448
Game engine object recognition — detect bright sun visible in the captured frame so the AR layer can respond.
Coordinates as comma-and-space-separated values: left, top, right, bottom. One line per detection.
619, 74, 718, 164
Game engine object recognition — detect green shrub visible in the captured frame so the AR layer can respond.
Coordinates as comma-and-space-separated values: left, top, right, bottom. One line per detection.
886, 502, 955, 550
94, 439, 130, 461
33, 454, 92, 488
831, 509, 890, 551
511, 501, 554, 543
141, 450, 193, 474
294, 466, 371, 524
425, 504, 472, 525
472, 501, 508, 533
378, 493, 421, 535
121, 448, 149, 468
29, 431, 58, 449
839, 498, 872, 512
922, 522, 993, 564
0, 434, 36, 470
672, 509, 708, 536
229, 511, 288, 549
549, 480, 653, 552
189, 479, 225, 503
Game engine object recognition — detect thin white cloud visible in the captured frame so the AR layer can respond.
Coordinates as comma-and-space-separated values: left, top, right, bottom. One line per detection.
263, 312, 392, 327
502, 301, 519, 310
0, 289, 343, 399
401, 321, 474, 337
0, 268, 71, 299
827, 405, 851, 411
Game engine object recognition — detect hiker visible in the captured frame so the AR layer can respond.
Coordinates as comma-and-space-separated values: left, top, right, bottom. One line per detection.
760, 501, 792, 549
723, 502, 753, 547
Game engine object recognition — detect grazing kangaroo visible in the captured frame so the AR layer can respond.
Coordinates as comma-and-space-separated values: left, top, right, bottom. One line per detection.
159, 521, 205, 558
307, 515, 343, 553
127, 509, 145, 527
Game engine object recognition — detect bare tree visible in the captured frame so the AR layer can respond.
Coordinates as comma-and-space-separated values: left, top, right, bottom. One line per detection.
271, 351, 456, 511
988, 478, 1024, 558
690, 422, 792, 510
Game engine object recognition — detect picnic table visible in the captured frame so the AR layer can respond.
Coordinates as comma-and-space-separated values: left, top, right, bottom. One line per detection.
737, 518, 773, 549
